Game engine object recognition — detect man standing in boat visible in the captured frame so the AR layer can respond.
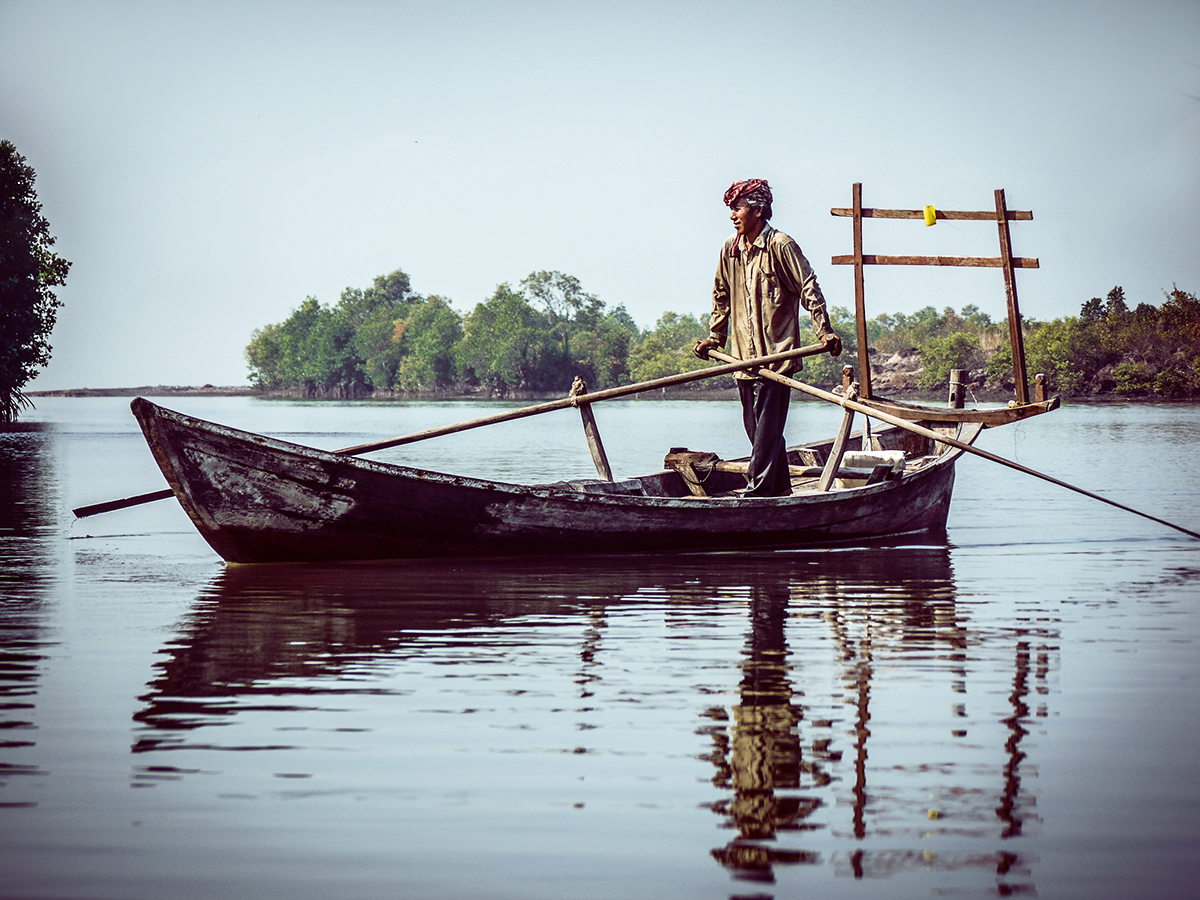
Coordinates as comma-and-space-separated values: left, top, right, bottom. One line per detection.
694, 179, 842, 497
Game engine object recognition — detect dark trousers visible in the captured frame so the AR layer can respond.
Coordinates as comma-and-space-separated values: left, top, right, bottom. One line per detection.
738, 378, 792, 496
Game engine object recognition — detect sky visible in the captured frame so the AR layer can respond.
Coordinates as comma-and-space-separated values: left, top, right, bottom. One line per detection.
3, 0, 1198, 390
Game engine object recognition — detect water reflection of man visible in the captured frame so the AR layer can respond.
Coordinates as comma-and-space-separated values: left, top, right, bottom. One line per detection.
708, 583, 826, 880
694, 179, 842, 497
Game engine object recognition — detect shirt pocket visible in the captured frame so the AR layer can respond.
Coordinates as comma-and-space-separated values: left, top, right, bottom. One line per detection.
761, 275, 797, 340
759, 269, 783, 314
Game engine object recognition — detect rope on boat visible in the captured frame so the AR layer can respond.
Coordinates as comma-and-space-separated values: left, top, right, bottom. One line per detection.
569, 377, 586, 408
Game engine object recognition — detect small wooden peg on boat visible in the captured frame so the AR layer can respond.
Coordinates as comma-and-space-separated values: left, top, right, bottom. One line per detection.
948, 369, 966, 409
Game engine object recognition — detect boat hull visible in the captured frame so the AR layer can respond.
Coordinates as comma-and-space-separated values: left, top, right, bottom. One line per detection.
132, 398, 968, 563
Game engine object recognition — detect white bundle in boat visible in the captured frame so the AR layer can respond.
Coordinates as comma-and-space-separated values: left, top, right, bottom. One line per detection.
836, 450, 907, 488
841, 450, 906, 472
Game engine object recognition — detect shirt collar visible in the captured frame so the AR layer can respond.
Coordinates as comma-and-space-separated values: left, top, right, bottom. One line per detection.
737, 223, 774, 257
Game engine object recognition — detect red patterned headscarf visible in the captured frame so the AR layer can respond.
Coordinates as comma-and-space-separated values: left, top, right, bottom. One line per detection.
723, 179, 772, 208
724, 179, 773, 257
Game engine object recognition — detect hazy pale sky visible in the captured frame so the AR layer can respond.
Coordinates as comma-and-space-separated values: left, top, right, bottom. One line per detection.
4, 0, 1198, 390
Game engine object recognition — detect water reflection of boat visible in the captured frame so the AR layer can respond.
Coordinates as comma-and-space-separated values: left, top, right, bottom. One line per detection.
132, 550, 955, 747
131, 548, 1052, 893
131, 555, 763, 748
131, 398, 979, 563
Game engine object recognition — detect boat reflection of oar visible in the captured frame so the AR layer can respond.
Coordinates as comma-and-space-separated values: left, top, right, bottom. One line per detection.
72, 342, 832, 519
706, 348, 1200, 541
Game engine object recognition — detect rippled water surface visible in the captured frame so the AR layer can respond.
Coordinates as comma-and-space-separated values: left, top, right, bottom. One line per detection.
2, 396, 1199, 899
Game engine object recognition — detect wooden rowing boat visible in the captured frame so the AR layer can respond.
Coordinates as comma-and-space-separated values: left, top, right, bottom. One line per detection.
131, 397, 981, 563
101, 186, 1200, 548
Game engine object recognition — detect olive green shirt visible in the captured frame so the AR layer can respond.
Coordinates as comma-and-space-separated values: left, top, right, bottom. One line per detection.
709, 224, 833, 379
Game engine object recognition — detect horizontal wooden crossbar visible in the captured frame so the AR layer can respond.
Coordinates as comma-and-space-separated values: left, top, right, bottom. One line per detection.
831, 253, 1039, 268
831, 207, 1033, 221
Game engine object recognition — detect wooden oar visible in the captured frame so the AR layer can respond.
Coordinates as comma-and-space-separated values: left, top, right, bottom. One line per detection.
72, 343, 831, 519
707, 348, 1200, 541
333, 343, 829, 456
73, 488, 176, 518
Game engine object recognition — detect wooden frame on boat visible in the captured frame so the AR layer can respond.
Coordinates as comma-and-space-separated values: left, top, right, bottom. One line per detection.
830, 184, 1058, 425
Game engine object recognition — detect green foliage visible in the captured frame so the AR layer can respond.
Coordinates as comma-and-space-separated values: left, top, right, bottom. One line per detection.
456, 283, 563, 394
1084, 285, 1200, 396
1114, 360, 1154, 395
1080, 296, 1104, 325
520, 270, 593, 356
244, 322, 285, 388
869, 304, 1001, 356
985, 343, 1013, 386
510, 271, 639, 390
1020, 317, 1105, 395
347, 270, 420, 390
246, 270, 419, 395
1155, 286, 1200, 348
245, 296, 328, 390
867, 288, 1200, 398
247, 269, 647, 397
393, 296, 463, 390
567, 304, 639, 389
304, 303, 364, 396
800, 305, 857, 387
917, 332, 981, 390
1152, 363, 1198, 398
959, 304, 993, 328
0, 141, 71, 421
628, 311, 710, 383
870, 306, 939, 351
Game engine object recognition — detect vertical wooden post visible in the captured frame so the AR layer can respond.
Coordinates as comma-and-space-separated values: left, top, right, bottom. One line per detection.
995, 189, 1030, 406
1035, 373, 1048, 403
852, 183, 872, 400
948, 369, 966, 409
818, 385, 857, 492
842, 365, 854, 394
570, 377, 613, 481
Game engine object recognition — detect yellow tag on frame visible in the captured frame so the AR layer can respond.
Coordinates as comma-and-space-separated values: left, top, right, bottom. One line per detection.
923, 205, 937, 226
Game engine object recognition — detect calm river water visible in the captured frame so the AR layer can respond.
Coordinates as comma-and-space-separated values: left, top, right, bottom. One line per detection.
2, 395, 1199, 899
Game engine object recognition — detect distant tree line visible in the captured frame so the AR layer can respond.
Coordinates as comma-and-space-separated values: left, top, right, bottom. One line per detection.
245, 269, 1200, 400
870, 285, 1200, 397
1020, 285, 1200, 397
